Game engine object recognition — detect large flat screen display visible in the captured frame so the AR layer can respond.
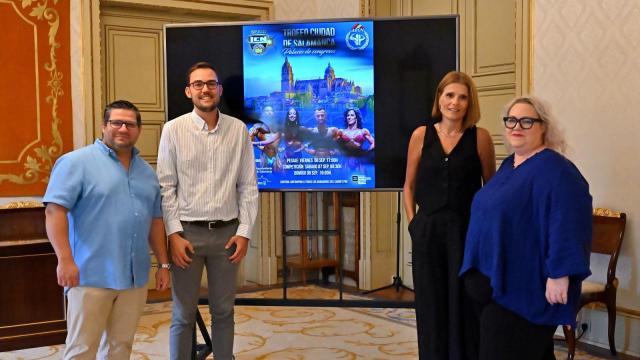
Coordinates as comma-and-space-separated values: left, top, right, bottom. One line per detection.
165, 16, 458, 191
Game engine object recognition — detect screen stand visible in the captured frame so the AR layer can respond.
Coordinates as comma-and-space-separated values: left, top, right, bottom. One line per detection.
282, 192, 342, 296
364, 192, 414, 295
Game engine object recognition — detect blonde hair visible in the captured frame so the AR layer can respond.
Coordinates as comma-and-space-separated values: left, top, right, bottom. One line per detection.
431, 71, 480, 131
502, 96, 567, 154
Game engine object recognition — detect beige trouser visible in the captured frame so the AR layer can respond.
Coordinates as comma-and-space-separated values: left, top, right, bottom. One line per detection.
63, 286, 147, 360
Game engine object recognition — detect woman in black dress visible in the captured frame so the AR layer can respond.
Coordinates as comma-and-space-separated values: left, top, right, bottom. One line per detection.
403, 71, 495, 359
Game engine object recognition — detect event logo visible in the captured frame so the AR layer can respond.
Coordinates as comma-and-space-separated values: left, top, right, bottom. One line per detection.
351, 175, 369, 184
345, 23, 370, 50
247, 30, 273, 55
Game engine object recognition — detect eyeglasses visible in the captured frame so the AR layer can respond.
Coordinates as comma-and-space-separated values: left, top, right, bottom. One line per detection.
503, 116, 543, 129
107, 120, 139, 129
189, 80, 221, 90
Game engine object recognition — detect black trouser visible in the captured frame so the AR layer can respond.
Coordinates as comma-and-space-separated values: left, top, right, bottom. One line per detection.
410, 209, 473, 360
463, 270, 557, 360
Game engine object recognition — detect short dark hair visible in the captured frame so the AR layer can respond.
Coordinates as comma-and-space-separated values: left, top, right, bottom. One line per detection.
103, 100, 141, 125
186, 61, 218, 84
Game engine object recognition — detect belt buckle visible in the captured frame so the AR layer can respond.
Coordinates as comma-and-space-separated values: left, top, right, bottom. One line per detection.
208, 220, 219, 230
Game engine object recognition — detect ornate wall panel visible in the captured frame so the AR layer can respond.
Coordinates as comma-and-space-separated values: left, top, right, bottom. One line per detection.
0, 0, 73, 196
472, 0, 515, 78
273, 0, 360, 20
475, 88, 512, 162
136, 124, 161, 163
105, 29, 163, 110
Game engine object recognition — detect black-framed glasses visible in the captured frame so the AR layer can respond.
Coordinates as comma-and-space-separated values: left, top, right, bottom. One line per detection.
107, 120, 139, 129
503, 116, 542, 129
189, 80, 221, 90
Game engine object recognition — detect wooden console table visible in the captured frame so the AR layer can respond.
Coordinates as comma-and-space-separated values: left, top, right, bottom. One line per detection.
0, 205, 66, 351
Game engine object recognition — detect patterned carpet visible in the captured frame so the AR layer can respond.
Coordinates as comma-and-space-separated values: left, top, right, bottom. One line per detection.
1, 286, 613, 359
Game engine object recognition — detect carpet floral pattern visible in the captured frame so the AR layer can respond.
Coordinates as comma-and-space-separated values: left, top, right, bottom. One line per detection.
1, 286, 613, 359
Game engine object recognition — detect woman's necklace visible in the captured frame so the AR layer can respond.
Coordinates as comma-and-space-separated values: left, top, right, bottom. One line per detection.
435, 123, 462, 137
513, 146, 546, 168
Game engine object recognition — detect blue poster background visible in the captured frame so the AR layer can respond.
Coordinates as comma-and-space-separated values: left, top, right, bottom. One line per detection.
243, 21, 375, 190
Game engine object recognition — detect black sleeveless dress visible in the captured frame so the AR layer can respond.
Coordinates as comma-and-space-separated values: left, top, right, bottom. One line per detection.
408, 121, 482, 360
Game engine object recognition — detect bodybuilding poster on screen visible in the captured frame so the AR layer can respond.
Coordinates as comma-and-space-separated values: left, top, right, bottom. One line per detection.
243, 21, 375, 190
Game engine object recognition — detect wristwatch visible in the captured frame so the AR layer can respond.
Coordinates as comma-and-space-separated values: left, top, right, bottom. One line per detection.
157, 263, 171, 270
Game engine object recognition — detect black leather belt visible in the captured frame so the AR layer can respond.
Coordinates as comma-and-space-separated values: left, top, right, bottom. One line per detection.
183, 219, 238, 230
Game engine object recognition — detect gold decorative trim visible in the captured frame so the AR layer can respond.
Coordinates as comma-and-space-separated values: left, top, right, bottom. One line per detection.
0, 0, 64, 186
0, 200, 45, 209
593, 207, 621, 218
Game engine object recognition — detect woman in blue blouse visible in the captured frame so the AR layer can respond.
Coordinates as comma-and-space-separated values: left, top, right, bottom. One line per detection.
460, 96, 592, 359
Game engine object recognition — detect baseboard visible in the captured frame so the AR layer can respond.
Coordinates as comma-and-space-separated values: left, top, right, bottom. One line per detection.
576, 305, 640, 357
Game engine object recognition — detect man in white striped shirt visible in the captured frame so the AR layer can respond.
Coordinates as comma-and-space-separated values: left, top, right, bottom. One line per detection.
157, 61, 259, 360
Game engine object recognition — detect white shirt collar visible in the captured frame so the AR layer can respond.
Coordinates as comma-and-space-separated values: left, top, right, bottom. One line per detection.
190, 109, 222, 132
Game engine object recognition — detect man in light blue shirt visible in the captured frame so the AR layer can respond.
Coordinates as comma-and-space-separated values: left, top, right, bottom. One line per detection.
44, 100, 170, 360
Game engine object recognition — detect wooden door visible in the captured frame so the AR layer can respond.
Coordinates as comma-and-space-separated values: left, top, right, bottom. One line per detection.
98, 1, 273, 289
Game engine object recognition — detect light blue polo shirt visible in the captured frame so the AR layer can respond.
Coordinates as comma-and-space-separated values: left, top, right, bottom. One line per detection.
43, 139, 162, 291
